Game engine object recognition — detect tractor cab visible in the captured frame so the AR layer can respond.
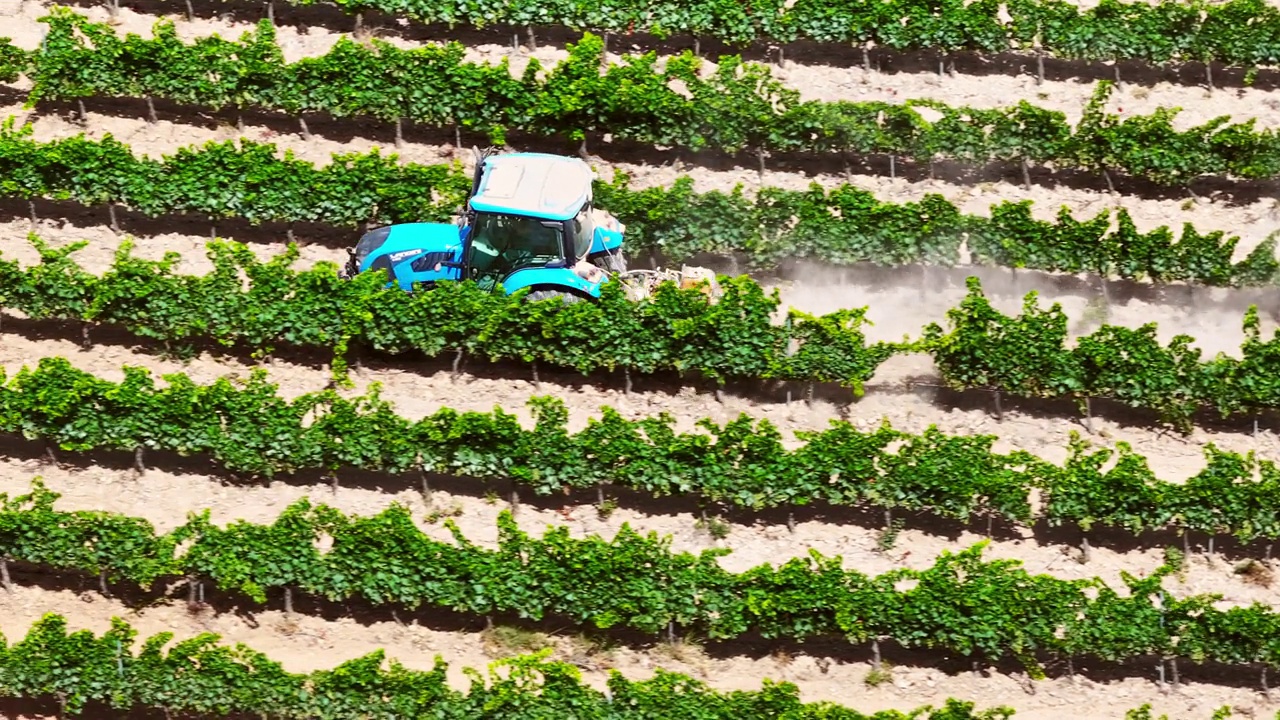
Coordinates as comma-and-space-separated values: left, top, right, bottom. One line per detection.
344, 151, 626, 303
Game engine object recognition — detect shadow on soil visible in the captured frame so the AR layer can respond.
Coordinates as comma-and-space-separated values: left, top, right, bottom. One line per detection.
0, 695, 271, 720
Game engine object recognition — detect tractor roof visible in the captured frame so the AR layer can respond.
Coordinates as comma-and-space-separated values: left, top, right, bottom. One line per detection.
469, 153, 594, 222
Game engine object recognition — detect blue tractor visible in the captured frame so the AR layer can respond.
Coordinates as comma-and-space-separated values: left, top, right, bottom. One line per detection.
343, 150, 630, 302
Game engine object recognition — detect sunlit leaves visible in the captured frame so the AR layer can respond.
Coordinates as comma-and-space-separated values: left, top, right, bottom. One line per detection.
24, 10, 1280, 191
921, 278, 1280, 429
0, 612, 1015, 718
7, 491, 1280, 678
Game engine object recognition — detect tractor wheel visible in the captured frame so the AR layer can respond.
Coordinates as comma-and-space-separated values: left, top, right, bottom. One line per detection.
525, 289, 586, 304
592, 250, 627, 274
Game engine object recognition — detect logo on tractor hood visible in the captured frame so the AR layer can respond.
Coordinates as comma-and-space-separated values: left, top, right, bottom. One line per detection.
388, 249, 424, 262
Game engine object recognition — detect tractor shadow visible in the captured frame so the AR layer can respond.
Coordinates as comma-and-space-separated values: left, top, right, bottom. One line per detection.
0, 696, 188, 720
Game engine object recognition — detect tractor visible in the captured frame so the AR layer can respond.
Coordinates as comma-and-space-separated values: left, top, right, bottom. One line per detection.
342, 149, 719, 302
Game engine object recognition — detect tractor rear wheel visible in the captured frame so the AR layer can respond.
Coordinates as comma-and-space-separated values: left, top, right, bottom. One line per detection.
525, 289, 586, 304
592, 250, 627, 274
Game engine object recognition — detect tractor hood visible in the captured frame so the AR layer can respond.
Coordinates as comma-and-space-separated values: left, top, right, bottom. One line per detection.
355, 222, 464, 290
356, 223, 462, 272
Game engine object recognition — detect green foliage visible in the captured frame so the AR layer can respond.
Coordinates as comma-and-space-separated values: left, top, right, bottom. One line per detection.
0, 613, 1015, 718
0, 38, 27, 84
21, 11, 1280, 191
0, 238, 897, 386
0, 359, 1030, 525
7, 490, 1280, 675
12, 352, 1280, 544
922, 278, 1078, 399
48, 0, 1280, 74
0, 121, 469, 229
922, 279, 1280, 430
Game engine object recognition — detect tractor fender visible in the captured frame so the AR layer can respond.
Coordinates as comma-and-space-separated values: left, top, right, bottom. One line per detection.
501, 266, 607, 298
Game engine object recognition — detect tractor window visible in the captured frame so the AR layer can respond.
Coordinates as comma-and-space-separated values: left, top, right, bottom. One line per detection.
469, 213, 566, 282
571, 205, 594, 260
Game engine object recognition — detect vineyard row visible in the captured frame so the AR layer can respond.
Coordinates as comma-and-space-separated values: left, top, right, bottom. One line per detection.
9, 10, 1280, 188
0, 481, 1274, 679
7, 239, 1280, 429
0, 127, 1275, 288
103, 0, 1280, 72
0, 614, 1013, 719
6, 355, 1280, 546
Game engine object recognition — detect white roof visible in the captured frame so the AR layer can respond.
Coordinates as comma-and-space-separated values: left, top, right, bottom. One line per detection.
469, 153, 593, 221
